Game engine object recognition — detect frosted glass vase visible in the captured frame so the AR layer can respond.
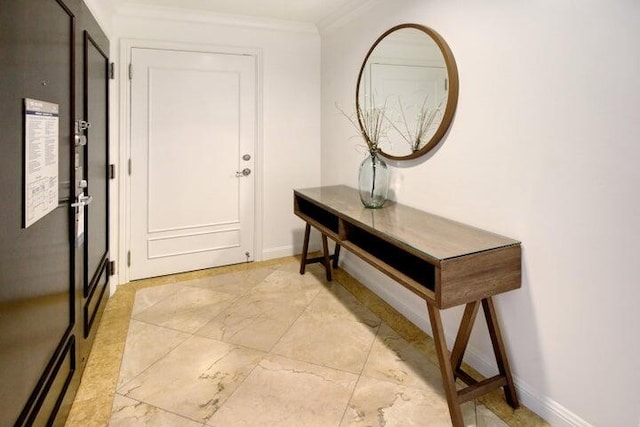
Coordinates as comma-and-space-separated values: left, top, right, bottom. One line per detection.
358, 150, 389, 209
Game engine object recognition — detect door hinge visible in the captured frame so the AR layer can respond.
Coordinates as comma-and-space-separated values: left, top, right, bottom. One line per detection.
128, 159, 132, 176
128, 63, 133, 80
108, 260, 116, 276
127, 251, 131, 267
109, 62, 115, 80
109, 164, 116, 179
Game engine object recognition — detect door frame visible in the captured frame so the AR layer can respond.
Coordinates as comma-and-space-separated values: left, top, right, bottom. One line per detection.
118, 39, 264, 284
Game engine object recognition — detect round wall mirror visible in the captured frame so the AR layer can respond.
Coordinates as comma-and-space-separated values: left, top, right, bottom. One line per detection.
356, 24, 459, 160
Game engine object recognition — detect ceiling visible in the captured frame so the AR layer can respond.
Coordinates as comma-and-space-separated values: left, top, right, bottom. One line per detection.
109, 0, 373, 25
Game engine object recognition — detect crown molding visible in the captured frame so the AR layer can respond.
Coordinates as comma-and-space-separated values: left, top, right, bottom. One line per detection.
115, 2, 319, 34
317, 0, 383, 35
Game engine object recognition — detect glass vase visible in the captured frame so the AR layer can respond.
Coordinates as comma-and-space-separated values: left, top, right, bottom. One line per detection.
358, 150, 390, 209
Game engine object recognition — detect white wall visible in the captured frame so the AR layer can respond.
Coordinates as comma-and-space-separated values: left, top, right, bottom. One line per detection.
321, 1, 640, 426
105, 6, 321, 283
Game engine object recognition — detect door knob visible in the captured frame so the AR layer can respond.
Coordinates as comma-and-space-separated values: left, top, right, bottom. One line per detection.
74, 134, 87, 146
236, 168, 251, 177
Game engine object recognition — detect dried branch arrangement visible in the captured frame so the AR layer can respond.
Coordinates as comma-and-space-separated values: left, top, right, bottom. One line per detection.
386, 95, 443, 153
337, 95, 443, 154
336, 100, 389, 153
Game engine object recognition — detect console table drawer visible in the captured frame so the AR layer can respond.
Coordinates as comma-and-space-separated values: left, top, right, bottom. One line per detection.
437, 245, 520, 308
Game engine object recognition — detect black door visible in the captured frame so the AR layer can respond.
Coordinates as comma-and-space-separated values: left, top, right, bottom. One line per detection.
0, 1, 110, 425
80, 26, 110, 350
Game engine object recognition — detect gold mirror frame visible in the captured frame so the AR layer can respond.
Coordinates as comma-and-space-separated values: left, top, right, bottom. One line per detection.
356, 23, 459, 161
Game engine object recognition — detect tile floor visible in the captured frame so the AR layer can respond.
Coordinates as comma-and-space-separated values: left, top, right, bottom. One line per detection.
65, 257, 547, 427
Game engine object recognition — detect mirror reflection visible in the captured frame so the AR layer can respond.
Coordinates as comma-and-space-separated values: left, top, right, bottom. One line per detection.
357, 24, 458, 160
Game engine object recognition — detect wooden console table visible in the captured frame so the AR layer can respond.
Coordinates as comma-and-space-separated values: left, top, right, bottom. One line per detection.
294, 185, 521, 426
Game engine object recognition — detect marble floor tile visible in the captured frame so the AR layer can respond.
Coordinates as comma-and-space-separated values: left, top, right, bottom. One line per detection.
475, 404, 510, 427
180, 266, 275, 295
254, 264, 331, 292
341, 375, 474, 427
362, 323, 444, 392
93, 306, 133, 347
274, 258, 318, 275
117, 320, 191, 387
274, 260, 332, 288
133, 286, 237, 333
65, 396, 114, 427
305, 282, 381, 328
194, 293, 307, 352
110, 394, 204, 427
103, 284, 135, 313
131, 282, 182, 315
194, 263, 336, 352
74, 340, 124, 402
130, 276, 178, 295
207, 354, 358, 427
117, 335, 265, 423
248, 269, 325, 307
65, 259, 543, 427
271, 310, 379, 374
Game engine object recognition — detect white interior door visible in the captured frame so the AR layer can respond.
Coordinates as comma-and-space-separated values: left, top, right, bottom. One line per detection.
130, 48, 255, 280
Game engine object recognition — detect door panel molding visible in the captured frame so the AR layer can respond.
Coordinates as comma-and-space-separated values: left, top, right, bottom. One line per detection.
82, 30, 110, 299
148, 228, 241, 259
148, 219, 240, 234
83, 261, 109, 338
24, 337, 76, 427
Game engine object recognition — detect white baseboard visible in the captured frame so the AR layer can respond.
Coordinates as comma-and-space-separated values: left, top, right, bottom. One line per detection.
261, 245, 297, 260
109, 274, 120, 295
462, 343, 592, 427
340, 254, 592, 427
262, 238, 323, 261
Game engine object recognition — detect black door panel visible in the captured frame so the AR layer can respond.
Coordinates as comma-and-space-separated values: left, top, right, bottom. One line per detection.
84, 31, 109, 300
0, 0, 110, 425
0, 1, 75, 425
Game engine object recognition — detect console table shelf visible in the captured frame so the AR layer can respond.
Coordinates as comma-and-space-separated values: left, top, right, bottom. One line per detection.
294, 185, 521, 426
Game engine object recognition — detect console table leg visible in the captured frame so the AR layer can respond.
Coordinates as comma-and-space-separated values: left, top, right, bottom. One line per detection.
427, 302, 465, 427
321, 234, 332, 281
299, 223, 311, 275
482, 297, 519, 408
451, 301, 480, 378
332, 243, 341, 269
298, 222, 337, 281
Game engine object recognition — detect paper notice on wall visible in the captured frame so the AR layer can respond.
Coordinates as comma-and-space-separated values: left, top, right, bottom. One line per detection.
24, 98, 59, 228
